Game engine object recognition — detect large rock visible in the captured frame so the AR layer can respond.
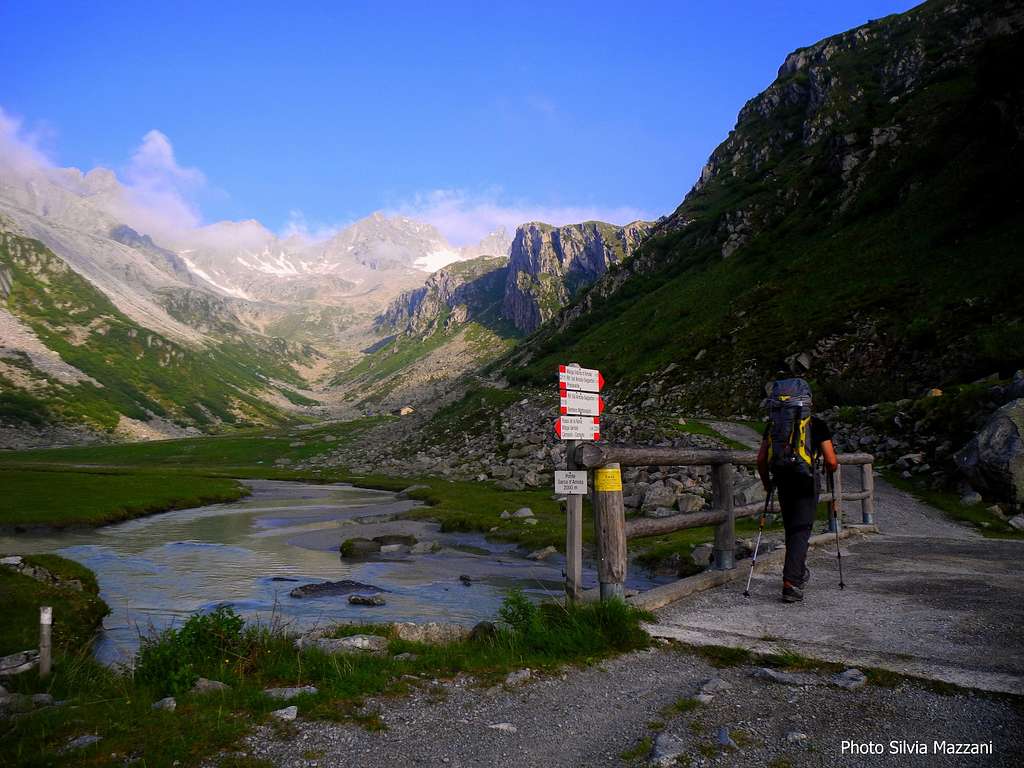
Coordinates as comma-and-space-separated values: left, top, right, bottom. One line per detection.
733, 476, 766, 507
298, 634, 389, 656
955, 400, 1024, 509
339, 538, 382, 558
289, 579, 386, 599
641, 481, 678, 513
392, 622, 470, 644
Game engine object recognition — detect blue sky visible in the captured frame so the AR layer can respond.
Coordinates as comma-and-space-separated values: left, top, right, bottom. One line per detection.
2, 0, 918, 244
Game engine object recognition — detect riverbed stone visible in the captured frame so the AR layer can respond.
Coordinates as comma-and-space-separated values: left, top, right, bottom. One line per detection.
527, 545, 557, 560
349, 594, 386, 606
410, 540, 439, 554
289, 579, 386, 599
191, 678, 229, 694
373, 534, 417, 547
339, 537, 382, 558
264, 685, 318, 700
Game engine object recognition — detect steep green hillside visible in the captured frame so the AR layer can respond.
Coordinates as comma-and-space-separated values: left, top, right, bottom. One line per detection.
505, 0, 1024, 411
0, 231, 311, 432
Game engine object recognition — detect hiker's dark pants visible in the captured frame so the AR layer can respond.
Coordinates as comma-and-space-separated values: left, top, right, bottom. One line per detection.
776, 474, 817, 587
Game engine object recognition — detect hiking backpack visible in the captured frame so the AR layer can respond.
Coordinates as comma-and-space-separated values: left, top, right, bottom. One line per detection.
766, 378, 815, 478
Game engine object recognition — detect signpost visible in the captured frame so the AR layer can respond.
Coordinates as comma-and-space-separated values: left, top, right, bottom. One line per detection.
556, 363, 603, 602
554, 470, 587, 495
554, 415, 601, 441
560, 390, 604, 416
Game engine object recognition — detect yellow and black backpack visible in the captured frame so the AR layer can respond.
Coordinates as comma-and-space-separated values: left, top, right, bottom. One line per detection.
767, 378, 815, 479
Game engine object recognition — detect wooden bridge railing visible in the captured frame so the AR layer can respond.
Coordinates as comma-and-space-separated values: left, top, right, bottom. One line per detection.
565, 445, 875, 602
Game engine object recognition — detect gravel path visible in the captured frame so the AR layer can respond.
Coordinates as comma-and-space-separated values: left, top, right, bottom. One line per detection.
241, 645, 1022, 767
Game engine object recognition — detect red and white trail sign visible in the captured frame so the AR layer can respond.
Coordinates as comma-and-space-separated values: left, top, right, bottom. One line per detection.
560, 389, 604, 416
558, 364, 604, 393
554, 415, 600, 441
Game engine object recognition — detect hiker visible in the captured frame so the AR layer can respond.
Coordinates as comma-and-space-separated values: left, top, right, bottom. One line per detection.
756, 378, 838, 603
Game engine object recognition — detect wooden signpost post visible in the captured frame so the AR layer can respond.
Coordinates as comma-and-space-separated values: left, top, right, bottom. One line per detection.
555, 363, 605, 602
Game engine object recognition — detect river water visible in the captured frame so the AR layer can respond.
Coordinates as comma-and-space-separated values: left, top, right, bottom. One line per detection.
0, 480, 657, 665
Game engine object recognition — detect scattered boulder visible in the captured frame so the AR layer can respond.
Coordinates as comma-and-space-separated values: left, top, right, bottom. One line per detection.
392, 622, 470, 644
410, 540, 439, 554
271, 705, 298, 721
650, 732, 687, 767
1009, 514, 1024, 531
393, 652, 418, 662
677, 493, 705, 513
832, 668, 867, 690
642, 482, 678, 513
527, 545, 557, 561
785, 730, 809, 744
289, 580, 387, 599
31, 693, 54, 706
960, 491, 983, 506
349, 594, 386, 606
645, 506, 680, 519
459, 574, 473, 585
469, 621, 498, 642
511, 507, 534, 518
151, 697, 176, 711
522, 518, 538, 526
733, 477, 766, 507
955, 400, 1024, 509
339, 538, 382, 558
191, 678, 229, 694
264, 685, 318, 700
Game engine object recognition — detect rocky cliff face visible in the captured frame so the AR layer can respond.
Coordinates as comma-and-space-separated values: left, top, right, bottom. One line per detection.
377, 255, 508, 337
502, 220, 653, 333
505, 0, 1024, 409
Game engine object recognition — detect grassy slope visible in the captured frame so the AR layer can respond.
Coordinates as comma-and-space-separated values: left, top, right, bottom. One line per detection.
0, 231, 310, 433
507, 5, 1024, 411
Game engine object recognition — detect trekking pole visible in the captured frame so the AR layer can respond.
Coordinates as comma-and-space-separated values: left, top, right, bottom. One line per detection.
743, 486, 773, 598
827, 471, 845, 589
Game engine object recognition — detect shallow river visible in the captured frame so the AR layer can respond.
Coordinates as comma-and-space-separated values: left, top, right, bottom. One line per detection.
0, 480, 658, 664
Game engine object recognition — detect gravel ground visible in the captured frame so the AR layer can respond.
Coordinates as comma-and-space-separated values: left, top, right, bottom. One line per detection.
239, 643, 1022, 767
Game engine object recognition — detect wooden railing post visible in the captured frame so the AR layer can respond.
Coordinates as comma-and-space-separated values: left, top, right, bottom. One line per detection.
711, 463, 736, 570
829, 464, 843, 534
593, 462, 627, 600
861, 462, 875, 524
564, 440, 583, 602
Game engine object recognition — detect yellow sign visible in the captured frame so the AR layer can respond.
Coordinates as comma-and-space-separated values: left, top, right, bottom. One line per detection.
594, 467, 622, 492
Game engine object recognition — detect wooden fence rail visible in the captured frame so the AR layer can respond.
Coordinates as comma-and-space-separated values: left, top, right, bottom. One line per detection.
566, 444, 876, 602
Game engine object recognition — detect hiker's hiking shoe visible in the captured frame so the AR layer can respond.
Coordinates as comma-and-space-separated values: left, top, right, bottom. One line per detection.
782, 582, 804, 602
801, 566, 811, 587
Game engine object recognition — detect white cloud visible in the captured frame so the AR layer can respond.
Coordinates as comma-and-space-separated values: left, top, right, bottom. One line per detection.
279, 208, 350, 243
109, 129, 206, 238
389, 189, 655, 246
0, 106, 54, 174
